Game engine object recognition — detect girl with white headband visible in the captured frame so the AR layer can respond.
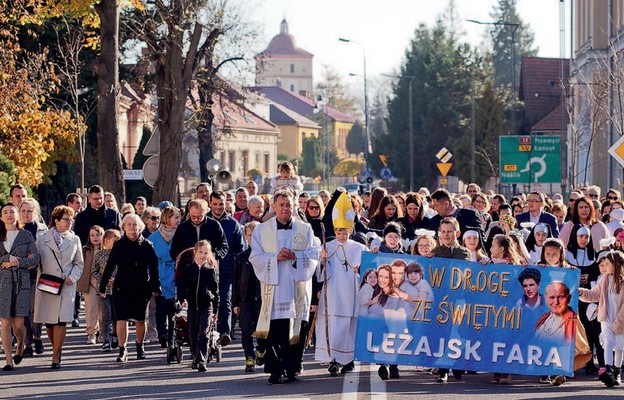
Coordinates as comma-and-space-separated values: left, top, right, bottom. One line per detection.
462, 229, 489, 264
526, 223, 552, 265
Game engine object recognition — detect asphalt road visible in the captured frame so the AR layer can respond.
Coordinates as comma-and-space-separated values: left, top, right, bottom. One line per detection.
1, 318, 624, 400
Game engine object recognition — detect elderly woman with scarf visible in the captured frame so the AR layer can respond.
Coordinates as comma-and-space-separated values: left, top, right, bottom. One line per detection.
146, 205, 180, 348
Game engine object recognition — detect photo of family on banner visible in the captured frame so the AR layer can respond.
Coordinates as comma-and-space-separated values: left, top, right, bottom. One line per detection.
354, 253, 583, 376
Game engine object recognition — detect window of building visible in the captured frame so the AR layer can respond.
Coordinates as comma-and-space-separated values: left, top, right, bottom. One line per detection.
290, 64, 294, 73
290, 84, 295, 91
264, 152, 270, 174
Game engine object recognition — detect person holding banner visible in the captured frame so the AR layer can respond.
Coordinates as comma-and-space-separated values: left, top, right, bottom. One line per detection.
579, 250, 624, 387
316, 191, 368, 377
430, 217, 470, 383
249, 190, 320, 385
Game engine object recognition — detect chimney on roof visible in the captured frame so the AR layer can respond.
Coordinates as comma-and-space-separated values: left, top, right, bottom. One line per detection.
280, 19, 289, 35
299, 90, 310, 98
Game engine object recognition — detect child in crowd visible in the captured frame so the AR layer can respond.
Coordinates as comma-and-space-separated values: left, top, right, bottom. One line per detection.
489, 234, 520, 266
92, 229, 121, 351
316, 199, 368, 376
508, 231, 530, 265
579, 250, 624, 387
411, 230, 437, 256
488, 234, 520, 384
79, 226, 104, 345
463, 230, 489, 263
269, 161, 303, 195
430, 217, 471, 383
373, 222, 404, 254
526, 223, 552, 265
539, 238, 569, 268
176, 240, 219, 373
232, 221, 264, 373
537, 237, 571, 386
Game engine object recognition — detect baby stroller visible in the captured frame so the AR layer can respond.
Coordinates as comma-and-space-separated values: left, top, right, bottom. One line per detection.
167, 302, 189, 364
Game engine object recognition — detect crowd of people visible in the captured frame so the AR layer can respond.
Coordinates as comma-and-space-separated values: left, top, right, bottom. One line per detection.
1, 167, 624, 389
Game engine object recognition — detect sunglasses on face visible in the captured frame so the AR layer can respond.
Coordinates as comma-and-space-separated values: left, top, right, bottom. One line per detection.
608, 196, 619, 200
150, 216, 161, 221
308, 206, 320, 210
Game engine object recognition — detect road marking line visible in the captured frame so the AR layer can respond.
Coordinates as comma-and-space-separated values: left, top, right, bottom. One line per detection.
341, 362, 360, 400
369, 364, 387, 400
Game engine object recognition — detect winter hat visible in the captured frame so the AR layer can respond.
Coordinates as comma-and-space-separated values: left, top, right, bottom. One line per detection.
383, 222, 402, 238
158, 201, 173, 210
610, 208, 624, 222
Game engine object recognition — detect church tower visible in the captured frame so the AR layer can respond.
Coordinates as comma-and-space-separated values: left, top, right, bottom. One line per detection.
255, 19, 314, 97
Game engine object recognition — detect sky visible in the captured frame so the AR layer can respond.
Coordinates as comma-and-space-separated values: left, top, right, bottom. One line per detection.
248, 0, 571, 87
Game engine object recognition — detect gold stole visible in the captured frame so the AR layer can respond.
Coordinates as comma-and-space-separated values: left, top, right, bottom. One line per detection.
254, 218, 309, 344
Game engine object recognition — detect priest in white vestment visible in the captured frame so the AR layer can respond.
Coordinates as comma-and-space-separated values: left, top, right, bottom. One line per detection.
250, 190, 319, 384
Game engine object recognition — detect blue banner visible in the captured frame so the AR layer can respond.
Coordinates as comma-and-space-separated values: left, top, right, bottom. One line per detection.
354, 253, 580, 376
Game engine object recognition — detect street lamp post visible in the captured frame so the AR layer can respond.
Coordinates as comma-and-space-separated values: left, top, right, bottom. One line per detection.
339, 38, 370, 176
383, 74, 416, 191
467, 19, 519, 135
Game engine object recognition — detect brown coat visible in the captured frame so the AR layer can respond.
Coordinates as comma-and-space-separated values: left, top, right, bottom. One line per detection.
76, 246, 95, 293
579, 274, 624, 334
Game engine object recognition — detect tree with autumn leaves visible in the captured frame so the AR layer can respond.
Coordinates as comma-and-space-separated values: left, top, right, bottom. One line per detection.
0, 8, 81, 187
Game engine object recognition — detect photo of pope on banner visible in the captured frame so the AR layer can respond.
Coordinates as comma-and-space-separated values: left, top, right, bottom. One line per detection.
354, 253, 592, 376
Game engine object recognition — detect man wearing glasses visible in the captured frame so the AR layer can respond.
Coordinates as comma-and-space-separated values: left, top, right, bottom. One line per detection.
515, 191, 559, 238
73, 185, 122, 246
586, 185, 601, 201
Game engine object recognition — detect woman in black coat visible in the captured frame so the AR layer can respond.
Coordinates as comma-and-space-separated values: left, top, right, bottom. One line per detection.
99, 213, 160, 363
396, 193, 430, 240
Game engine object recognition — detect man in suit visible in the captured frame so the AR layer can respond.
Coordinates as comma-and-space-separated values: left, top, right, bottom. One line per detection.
515, 191, 559, 238
428, 189, 483, 240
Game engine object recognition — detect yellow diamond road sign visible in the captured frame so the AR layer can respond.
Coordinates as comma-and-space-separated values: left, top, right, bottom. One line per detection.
435, 147, 453, 163
609, 134, 624, 168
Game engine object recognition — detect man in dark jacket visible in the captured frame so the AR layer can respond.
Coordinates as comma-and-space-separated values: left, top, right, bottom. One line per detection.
73, 185, 122, 245
208, 191, 245, 345
515, 191, 560, 238
170, 199, 229, 265
428, 188, 483, 241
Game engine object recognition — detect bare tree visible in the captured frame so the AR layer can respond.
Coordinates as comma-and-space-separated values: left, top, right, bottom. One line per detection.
124, 0, 258, 202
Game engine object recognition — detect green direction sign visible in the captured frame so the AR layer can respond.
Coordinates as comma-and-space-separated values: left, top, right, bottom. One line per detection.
499, 135, 561, 184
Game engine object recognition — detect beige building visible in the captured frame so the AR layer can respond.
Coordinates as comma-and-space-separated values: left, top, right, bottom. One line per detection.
571, 0, 624, 189
255, 19, 314, 96
269, 103, 320, 159
182, 95, 280, 189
